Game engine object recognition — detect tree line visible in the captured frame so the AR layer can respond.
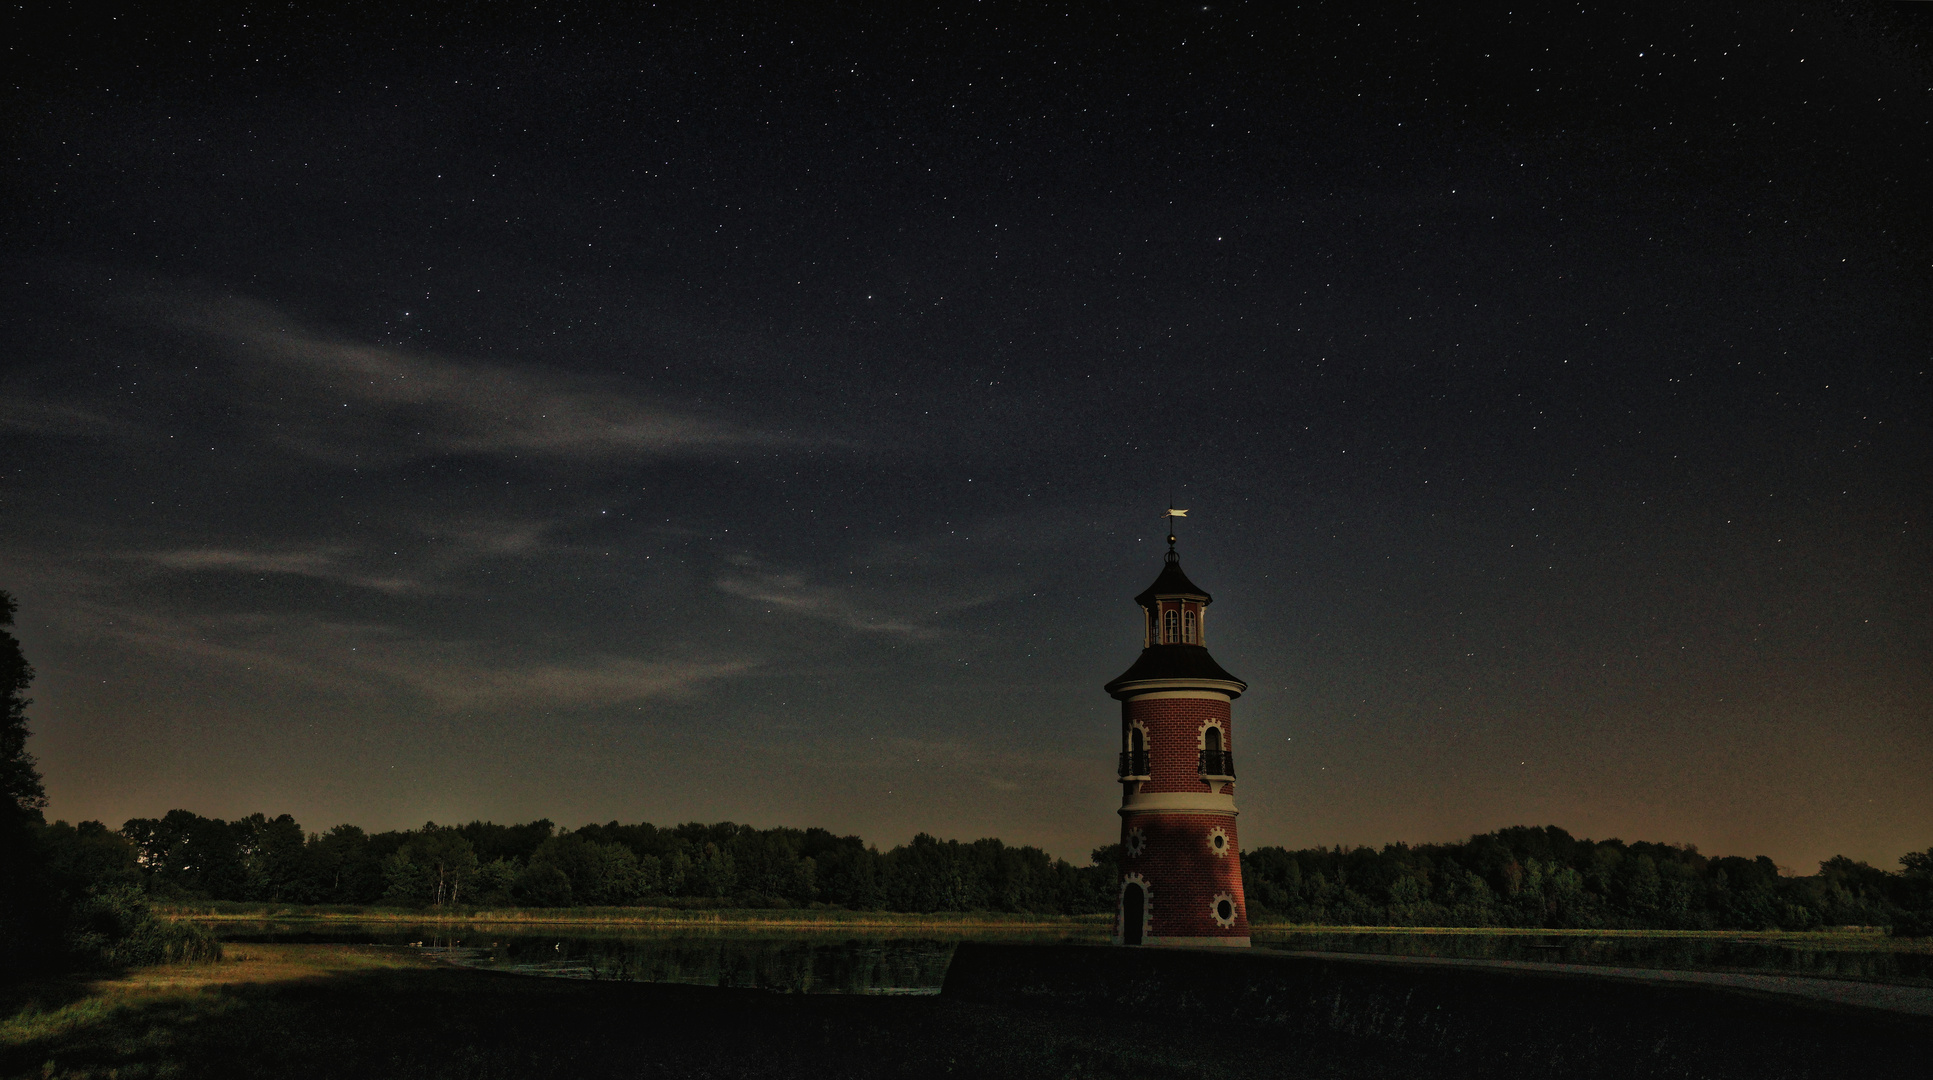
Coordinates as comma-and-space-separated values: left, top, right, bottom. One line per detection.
113, 809, 1123, 914
1242, 825, 1933, 934
86, 808, 1933, 933
17, 808, 1933, 939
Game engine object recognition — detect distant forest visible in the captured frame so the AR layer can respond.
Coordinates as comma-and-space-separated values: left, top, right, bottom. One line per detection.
46, 811, 1933, 933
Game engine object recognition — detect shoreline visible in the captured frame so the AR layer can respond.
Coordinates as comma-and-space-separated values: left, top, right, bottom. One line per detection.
156, 904, 1115, 931
155, 905, 1917, 945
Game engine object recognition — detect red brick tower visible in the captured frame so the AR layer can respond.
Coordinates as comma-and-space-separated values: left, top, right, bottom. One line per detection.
1107, 514, 1249, 947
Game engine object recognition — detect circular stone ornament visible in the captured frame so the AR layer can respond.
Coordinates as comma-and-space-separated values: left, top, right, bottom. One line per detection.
1211, 891, 1237, 928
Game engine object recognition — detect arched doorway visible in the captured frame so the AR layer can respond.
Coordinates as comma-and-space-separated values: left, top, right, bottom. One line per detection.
1122, 881, 1145, 945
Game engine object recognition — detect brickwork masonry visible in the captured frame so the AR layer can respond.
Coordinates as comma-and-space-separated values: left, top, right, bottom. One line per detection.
1122, 696, 1231, 794
1117, 812, 1248, 941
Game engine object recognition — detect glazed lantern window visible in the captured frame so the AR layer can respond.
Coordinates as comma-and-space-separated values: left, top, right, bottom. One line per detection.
1163, 608, 1180, 643
1183, 608, 1197, 643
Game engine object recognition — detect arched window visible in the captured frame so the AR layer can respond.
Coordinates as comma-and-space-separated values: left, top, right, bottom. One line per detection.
1162, 608, 1180, 643
1182, 608, 1197, 644
1122, 725, 1149, 779
1201, 725, 1232, 779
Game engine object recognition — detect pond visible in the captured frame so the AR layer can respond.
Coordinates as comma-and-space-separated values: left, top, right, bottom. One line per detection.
209, 922, 1933, 993
216, 925, 1105, 995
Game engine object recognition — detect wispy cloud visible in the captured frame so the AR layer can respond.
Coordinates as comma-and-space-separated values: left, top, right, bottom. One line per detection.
383, 654, 755, 710
132, 547, 426, 595
55, 603, 381, 688
716, 558, 941, 640
99, 505, 622, 608
430, 518, 556, 559
164, 295, 791, 464
60, 599, 752, 711
0, 399, 120, 436
787, 735, 1084, 794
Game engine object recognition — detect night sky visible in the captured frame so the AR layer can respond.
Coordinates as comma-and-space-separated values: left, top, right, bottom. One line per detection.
3, 2, 1927, 871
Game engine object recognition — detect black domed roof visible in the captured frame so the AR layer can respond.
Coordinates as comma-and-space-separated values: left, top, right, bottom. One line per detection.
1104, 644, 1245, 698
1134, 552, 1211, 606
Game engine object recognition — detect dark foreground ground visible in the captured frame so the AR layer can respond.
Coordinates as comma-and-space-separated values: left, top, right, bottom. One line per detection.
0, 944, 1410, 1080
5, 943, 1928, 1079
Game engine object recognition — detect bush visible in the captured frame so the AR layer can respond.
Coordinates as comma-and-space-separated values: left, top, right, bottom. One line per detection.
1888, 910, 1933, 938
66, 886, 223, 967
513, 863, 572, 906
107, 915, 223, 965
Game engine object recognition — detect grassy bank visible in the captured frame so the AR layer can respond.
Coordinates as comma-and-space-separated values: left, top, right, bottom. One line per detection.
157, 902, 1114, 930
0, 943, 1406, 1080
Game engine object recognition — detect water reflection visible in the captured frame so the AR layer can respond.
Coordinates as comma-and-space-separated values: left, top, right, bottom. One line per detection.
432, 933, 964, 994
209, 922, 1932, 991
1254, 931, 1933, 987
218, 925, 1104, 994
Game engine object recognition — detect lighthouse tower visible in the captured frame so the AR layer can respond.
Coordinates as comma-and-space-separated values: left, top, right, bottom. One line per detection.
1106, 516, 1249, 947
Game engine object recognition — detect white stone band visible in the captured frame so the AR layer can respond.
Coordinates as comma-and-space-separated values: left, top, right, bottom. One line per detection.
1119, 790, 1239, 815
1121, 689, 1236, 701
1115, 679, 1244, 698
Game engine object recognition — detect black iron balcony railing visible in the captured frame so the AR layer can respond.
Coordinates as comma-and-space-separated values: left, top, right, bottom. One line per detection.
1199, 749, 1235, 778
1118, 749, 1151, 778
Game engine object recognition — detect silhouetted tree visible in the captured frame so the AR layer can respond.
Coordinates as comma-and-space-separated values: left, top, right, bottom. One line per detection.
0, 590, 42, 828
383, 825, 479, 906
528, 833, 642, 905
303, 823, 381, 903
236, 813, 308, 901
122, 810, 248, 899
0, 589, 54, 966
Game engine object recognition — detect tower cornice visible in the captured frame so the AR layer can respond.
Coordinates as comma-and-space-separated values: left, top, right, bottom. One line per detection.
1104, 644, 1247, 699
1108, 677, 1246, 701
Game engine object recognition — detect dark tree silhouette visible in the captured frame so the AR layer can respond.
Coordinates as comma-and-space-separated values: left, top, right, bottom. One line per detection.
0, 589, 56, 966
0, 589, 44, 826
